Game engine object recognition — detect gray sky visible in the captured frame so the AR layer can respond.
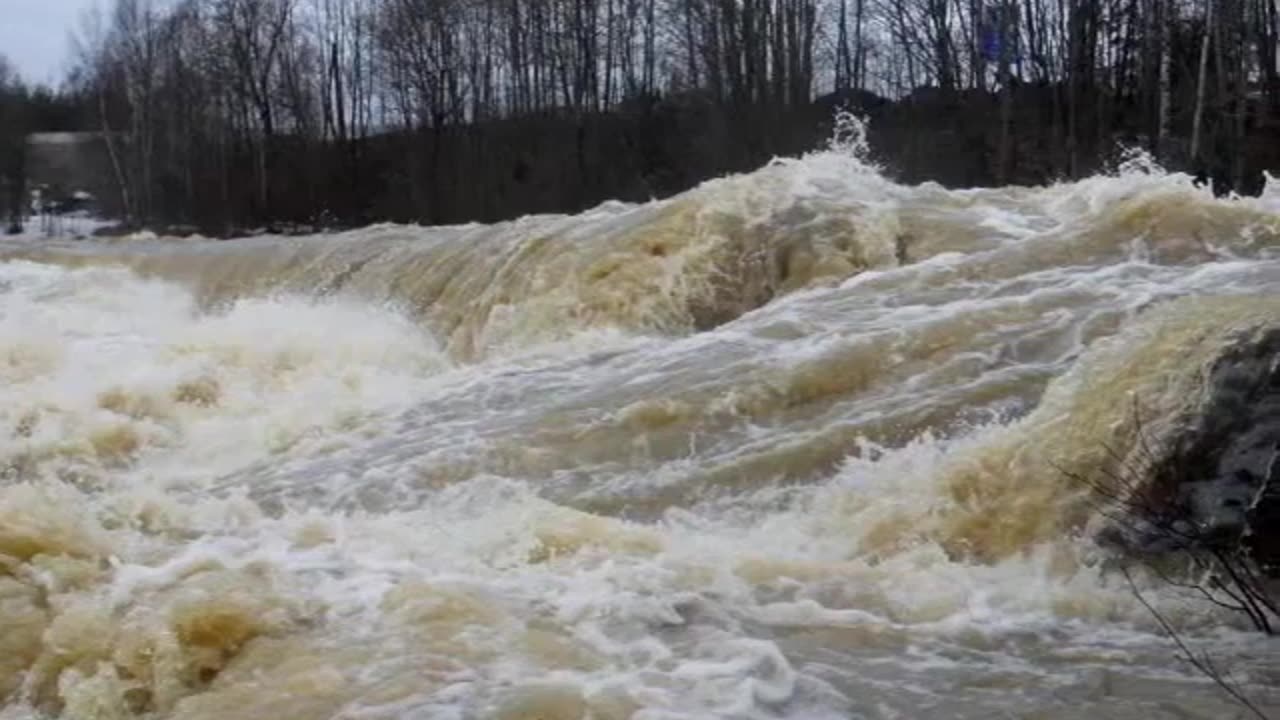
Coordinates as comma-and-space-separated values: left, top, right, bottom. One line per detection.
1, 0, 97, 85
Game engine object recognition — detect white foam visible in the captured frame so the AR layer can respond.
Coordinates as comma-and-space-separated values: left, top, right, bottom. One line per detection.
0, 261, 452, 490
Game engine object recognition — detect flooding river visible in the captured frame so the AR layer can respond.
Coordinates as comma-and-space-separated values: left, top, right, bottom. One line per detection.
2, 133, 1279, 719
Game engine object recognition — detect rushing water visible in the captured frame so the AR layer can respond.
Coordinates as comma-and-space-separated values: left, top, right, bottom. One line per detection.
2, 136, 1279, 719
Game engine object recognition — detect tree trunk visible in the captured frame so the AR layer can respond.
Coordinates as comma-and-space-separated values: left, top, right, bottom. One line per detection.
1156, 0, 1171, 164
1190, 1, 1213, 167
997, 2, 1016, 183
100, 89, 134, 224
853, 0, 864, 89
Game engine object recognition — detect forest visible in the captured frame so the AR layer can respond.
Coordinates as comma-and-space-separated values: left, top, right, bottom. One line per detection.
1, 0, 1278, 235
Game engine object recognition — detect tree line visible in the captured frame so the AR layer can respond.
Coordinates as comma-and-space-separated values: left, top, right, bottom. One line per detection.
1, 0, 1277, 234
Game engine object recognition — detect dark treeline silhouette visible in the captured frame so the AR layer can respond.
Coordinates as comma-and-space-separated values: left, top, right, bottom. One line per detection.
2, 0, 1279, 235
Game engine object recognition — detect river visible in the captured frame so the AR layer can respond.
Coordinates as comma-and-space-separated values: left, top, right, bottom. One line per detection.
2, 131, 1278, 719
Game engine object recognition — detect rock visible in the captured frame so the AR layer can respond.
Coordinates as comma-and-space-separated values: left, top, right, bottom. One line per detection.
1131, 325, 1280, 574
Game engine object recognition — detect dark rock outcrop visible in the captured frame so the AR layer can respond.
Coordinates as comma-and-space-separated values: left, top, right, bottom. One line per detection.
1137, 327, 1280, 575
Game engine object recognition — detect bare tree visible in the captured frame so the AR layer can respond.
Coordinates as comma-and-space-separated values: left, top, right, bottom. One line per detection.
1190, 0, 1213, 169
45, 0, 1280, 230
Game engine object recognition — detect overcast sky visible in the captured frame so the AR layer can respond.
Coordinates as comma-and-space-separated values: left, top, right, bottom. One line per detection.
1, 0, 98, 85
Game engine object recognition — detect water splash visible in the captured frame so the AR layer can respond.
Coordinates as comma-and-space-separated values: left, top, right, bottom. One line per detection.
1110, 145, 1168, 178
823, 109, 876, 170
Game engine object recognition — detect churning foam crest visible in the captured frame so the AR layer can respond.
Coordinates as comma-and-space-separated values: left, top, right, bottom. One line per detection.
0, 261, 451, 490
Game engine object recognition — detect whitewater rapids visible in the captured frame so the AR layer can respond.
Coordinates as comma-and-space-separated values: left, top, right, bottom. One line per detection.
2, 142, 1279, 719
